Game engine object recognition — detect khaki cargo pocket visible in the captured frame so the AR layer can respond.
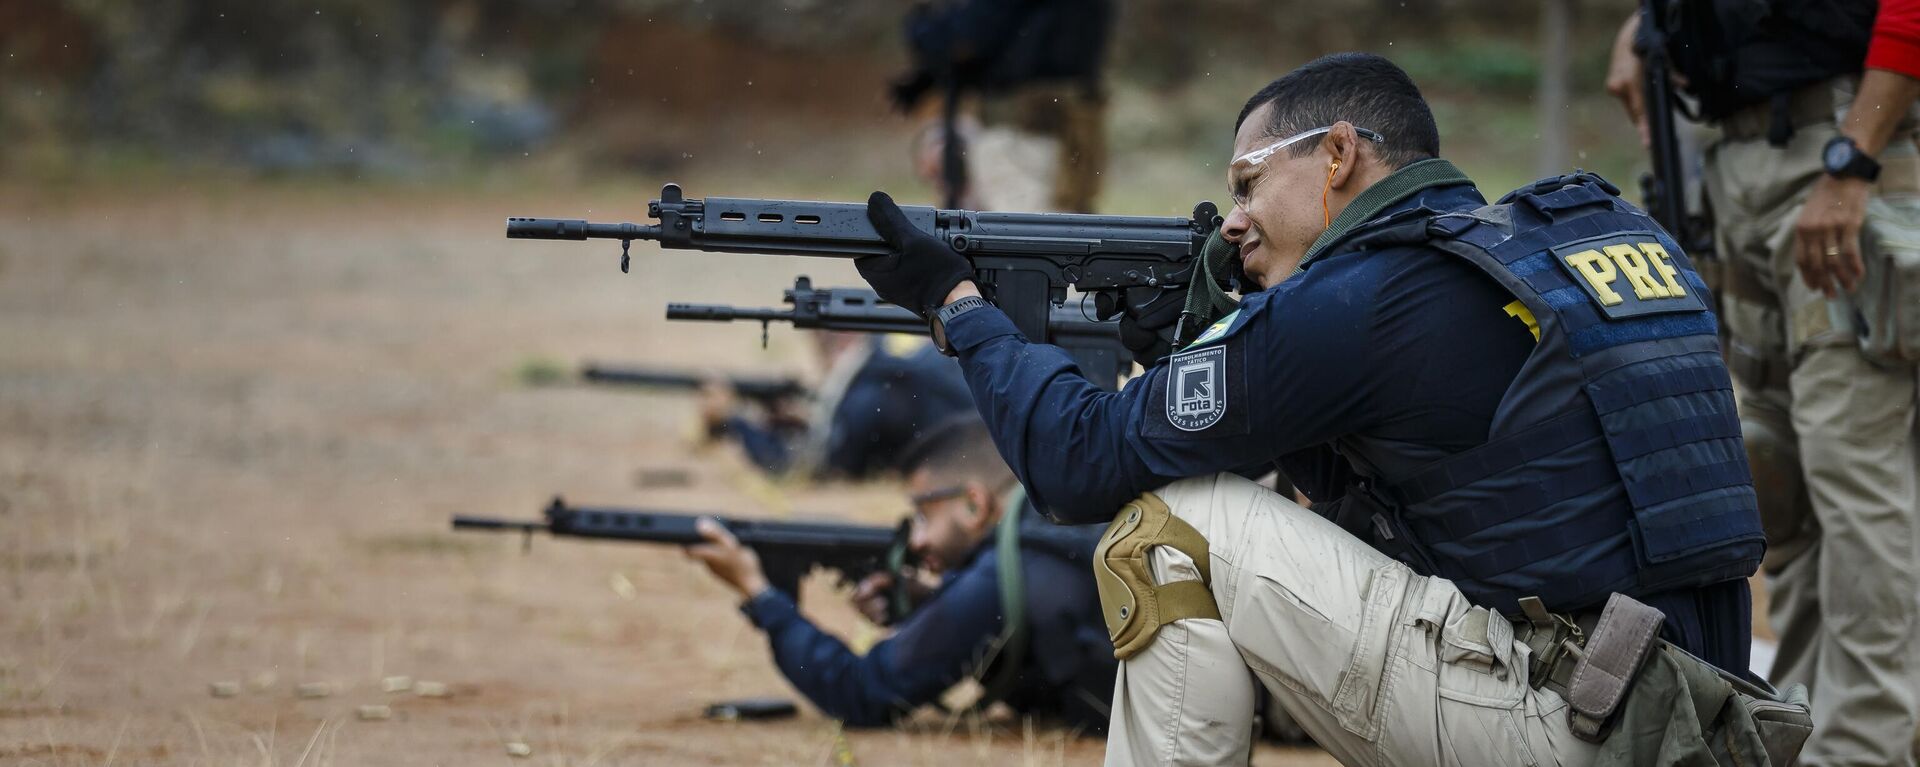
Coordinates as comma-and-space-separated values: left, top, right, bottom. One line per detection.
1424, 603, 1540, 766
1846, 196, 1920, 364
1231, 561, 1410, 742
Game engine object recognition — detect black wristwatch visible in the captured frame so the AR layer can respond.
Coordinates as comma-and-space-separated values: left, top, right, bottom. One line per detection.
1823, 136, 1882, 182
929, 295, 990, 356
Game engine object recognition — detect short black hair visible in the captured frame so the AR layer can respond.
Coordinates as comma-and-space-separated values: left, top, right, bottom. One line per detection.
1235, 52, 1440, 169
897, 416, 1014, 490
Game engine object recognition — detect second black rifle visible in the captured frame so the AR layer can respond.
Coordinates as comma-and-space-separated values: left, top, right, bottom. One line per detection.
666, 276, 1130, 389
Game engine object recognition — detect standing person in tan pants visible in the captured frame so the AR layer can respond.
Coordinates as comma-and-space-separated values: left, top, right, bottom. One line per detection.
890, 0, 1111, 213
845, 52, 1805, 765
1609, 3, 1920, 763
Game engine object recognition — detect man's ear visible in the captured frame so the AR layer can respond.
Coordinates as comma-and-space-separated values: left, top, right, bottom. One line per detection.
963, 481, 998, 535
1325, 121, 1364, 190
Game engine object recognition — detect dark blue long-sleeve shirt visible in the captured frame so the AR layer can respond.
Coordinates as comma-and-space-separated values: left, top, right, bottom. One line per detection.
944, 182, 1532, 519
938, 180, 1752, 673
741, 505, 1112, 729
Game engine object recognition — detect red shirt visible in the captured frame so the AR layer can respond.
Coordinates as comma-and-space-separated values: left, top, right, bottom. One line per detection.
1868, 0, 1920, 78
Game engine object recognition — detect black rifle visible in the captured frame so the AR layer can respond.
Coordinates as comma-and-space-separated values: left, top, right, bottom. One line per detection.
507, 184, 1222, 371
1638, 0, 1716, 262
454, 497, 915, 622
665, 276, 1130, 389
577, 364, 809, 406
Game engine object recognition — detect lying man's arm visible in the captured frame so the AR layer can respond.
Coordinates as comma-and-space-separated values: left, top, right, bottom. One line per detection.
741, 557, 1011, 726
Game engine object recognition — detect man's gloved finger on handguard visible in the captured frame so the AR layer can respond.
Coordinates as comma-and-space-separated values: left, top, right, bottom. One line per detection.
860, 191, 976, 318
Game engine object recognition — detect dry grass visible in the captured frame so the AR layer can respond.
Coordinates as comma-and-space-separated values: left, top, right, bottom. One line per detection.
0, 181, 1336, 766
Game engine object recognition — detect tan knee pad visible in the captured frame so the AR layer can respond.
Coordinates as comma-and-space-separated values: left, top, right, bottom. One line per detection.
1094, 492, 1222, 660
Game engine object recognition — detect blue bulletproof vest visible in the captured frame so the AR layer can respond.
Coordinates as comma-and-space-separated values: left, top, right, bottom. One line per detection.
1339, 173, 1765, 616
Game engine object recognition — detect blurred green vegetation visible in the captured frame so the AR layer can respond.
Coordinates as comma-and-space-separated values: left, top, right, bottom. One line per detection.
0, 0, 1650, 212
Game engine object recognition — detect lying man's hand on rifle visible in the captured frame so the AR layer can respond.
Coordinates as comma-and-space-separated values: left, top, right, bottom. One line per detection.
851, 572, 897, 625
850, 569, 936, 626
684, 518, 770, 600
696, 378, 741, 438
860, 192, 978, 317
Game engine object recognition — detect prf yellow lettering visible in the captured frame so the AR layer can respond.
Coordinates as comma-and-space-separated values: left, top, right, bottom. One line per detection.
1563, 249, 1624, 305
1636, 242, 1688, 297
1502, 300, 1541, 342
1603, 244, 1671, 299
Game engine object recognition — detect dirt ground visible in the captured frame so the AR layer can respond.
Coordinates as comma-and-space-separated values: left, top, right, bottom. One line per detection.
0, 181, 1339, 766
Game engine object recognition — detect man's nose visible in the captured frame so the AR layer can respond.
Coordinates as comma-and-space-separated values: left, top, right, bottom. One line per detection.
1221, 206, 1251, 244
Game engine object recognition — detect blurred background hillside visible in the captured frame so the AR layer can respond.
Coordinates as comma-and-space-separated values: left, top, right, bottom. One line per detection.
3, 0, 1642, 208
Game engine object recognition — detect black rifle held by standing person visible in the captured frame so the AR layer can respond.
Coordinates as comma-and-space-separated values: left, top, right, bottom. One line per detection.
454, 497, 915, 622
1637, 0, 1716, 264
507, 184, 1224, 373
577, 364, 809, 407
665, 276, 1131, 389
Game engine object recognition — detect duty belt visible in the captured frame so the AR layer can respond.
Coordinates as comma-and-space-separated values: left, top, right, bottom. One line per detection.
1718, 79, 1841, 144
1516, 594, 1669, 743
1517, 597, 1596, 699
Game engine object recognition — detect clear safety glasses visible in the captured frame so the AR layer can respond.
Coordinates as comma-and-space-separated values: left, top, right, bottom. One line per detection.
908, 485, 968, 529
1230, 125, 1385, 207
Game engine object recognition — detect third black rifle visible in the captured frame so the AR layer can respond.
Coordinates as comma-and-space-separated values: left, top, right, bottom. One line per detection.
577, 364, 808, 406
455, 497, 915, 623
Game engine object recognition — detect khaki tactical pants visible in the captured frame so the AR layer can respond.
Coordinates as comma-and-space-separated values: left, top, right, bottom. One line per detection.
975, 85, 1105, 213
1104, 473, 1598, 766
1704, 80, 1920, 767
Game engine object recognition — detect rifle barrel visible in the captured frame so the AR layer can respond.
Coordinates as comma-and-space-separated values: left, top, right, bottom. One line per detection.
506, 218, 662, 242
451, 516, 546, 532
664, 304, 796, 323
576, 364, 807, 402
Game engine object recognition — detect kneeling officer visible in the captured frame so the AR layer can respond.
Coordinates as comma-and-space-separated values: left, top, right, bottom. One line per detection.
850, 52, 1810, 765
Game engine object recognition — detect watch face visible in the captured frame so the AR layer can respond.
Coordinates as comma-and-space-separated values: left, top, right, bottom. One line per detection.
1825, 139, 1853, 173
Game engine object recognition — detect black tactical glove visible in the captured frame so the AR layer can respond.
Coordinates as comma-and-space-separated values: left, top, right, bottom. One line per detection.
860, 191, 976, 318
1096, 225, 1241, 368
1096, 287, 1182, 368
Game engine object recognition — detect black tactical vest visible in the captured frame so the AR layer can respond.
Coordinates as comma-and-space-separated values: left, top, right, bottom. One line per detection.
1663, 0, 1873, 120
1338, 174, 1766, 616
